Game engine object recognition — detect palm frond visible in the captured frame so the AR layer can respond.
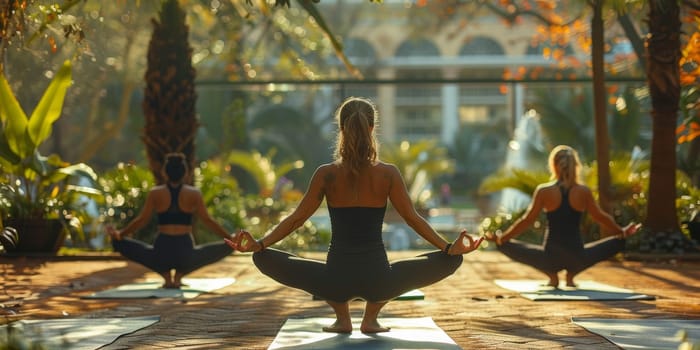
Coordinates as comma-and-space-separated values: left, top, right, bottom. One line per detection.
478, 168, 550, 196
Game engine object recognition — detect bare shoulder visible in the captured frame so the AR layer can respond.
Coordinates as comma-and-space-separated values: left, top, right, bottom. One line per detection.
315, 163, 338, 182
149, 185, 167, 197
570, 184, 593, 195
534, 181, 558, 194
374, 161, 399, 177
181, 184, 203, 195
569, 183, 594, 202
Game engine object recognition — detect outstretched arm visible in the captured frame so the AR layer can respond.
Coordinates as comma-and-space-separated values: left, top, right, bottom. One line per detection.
235, 167, 326, 252
108, 190, 157, 239
388, 165, 453, 252
583, 187, 640, 237
193, 190, 235, 239
497, 186, 546, 244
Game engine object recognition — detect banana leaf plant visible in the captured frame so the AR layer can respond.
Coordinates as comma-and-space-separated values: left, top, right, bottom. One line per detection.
0, 60, 101, 244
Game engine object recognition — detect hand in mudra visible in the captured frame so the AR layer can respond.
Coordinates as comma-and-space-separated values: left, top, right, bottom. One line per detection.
224, 230, 260, 252
622, 223, 642, 238
447, 230, 484, 255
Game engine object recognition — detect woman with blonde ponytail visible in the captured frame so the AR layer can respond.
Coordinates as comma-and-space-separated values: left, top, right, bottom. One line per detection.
227, 97, 483, 333
484, 145, 640, 287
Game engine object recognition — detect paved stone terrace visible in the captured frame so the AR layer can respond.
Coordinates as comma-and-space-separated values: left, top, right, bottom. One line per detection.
1, 250, 699, 349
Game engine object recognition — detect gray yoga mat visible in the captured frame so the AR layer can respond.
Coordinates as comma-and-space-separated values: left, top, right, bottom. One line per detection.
494, 279, 655, 301
268, 317, 461, 350
572, 317, 700, 349
1, 316, 159, 350
312, 289, 425, 301
82, 277, 235, 299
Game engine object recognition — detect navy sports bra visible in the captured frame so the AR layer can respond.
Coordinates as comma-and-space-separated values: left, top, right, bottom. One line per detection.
157, 184, 193, 225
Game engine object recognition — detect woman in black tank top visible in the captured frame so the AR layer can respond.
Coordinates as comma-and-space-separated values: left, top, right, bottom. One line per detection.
107, 153, 236, 288
484, 145, 640, 287
226, 97, 483, 334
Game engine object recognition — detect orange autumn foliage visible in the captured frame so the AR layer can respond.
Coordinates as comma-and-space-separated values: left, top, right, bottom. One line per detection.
678, 16, 700, 144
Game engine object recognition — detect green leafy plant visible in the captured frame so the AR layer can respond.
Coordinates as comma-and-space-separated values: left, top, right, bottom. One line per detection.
99, 162, 156, 244
381, 140, 455, 209
0, 60, 101, 251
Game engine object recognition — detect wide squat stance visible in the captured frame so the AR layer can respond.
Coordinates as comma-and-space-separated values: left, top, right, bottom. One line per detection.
228, 97, 483, 333
108, 153, 236, 288
485, 145, 640, 287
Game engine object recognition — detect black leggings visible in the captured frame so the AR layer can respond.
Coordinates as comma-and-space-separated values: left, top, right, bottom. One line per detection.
253, 248, 463, 303
112, 233, 232, 275
498, 236, 625, 276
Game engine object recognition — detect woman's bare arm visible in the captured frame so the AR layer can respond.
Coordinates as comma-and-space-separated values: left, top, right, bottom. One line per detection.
192, 189, 234, 239
387, 164, 451, 251
499, 186, 546, 243
117, 190, 157, 237
255, 166, 326, 250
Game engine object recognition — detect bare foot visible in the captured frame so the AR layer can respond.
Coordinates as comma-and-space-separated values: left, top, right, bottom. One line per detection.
322, 320, 352, 334
546, 272, 559, 288
360, 319, 390, 333
565, 272, 577, 287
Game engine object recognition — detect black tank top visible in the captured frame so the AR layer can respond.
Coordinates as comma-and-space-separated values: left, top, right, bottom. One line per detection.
157, 184, 193, 225
328, 206, 386, 252
544, 185, 583, 250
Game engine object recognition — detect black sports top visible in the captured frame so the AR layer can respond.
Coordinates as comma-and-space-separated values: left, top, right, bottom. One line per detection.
544, 185, 583, 250
157, 184, 193, 225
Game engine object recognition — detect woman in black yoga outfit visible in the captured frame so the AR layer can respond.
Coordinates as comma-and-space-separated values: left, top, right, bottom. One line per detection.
107, 153, 236, 288
227, 97, 483, 334
484, 145, 640, 288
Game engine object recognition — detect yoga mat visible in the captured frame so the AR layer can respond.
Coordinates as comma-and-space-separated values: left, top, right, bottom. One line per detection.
1, 316, 159, 350
312, 289, 425, 301
572, 317, 700, 350
82, 277, 235, 299
268, 317, 461, 350
494, 280, 655, 301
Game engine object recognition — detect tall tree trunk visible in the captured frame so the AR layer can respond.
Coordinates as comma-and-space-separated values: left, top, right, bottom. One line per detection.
142, 0, 198, 184
645, 0, 681, 232
591, 0, 613, 219
616, 11, 647, 72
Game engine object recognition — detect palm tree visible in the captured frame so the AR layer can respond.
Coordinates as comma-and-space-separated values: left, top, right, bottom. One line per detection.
142, 0, 198, 184
644, 0, 681, 232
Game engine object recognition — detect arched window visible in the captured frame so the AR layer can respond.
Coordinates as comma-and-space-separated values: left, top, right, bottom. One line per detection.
458, 37, 505, 56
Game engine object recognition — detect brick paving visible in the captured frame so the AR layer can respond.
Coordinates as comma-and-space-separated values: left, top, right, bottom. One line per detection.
1, 249, 700, 349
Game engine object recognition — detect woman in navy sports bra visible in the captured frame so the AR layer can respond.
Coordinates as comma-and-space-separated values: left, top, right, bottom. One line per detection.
227, 97, 483, 334
485, 145, 640, 287
107, 153, 236, 288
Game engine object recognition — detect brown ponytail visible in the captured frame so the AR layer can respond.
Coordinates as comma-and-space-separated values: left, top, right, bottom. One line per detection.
333, 97, 379, 184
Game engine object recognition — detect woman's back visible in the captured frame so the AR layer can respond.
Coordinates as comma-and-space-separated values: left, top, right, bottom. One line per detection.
538, 182, 592, 214
321, 162, 394, 208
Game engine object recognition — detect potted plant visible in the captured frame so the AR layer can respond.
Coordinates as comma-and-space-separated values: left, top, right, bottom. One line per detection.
0, 60, 101, 254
